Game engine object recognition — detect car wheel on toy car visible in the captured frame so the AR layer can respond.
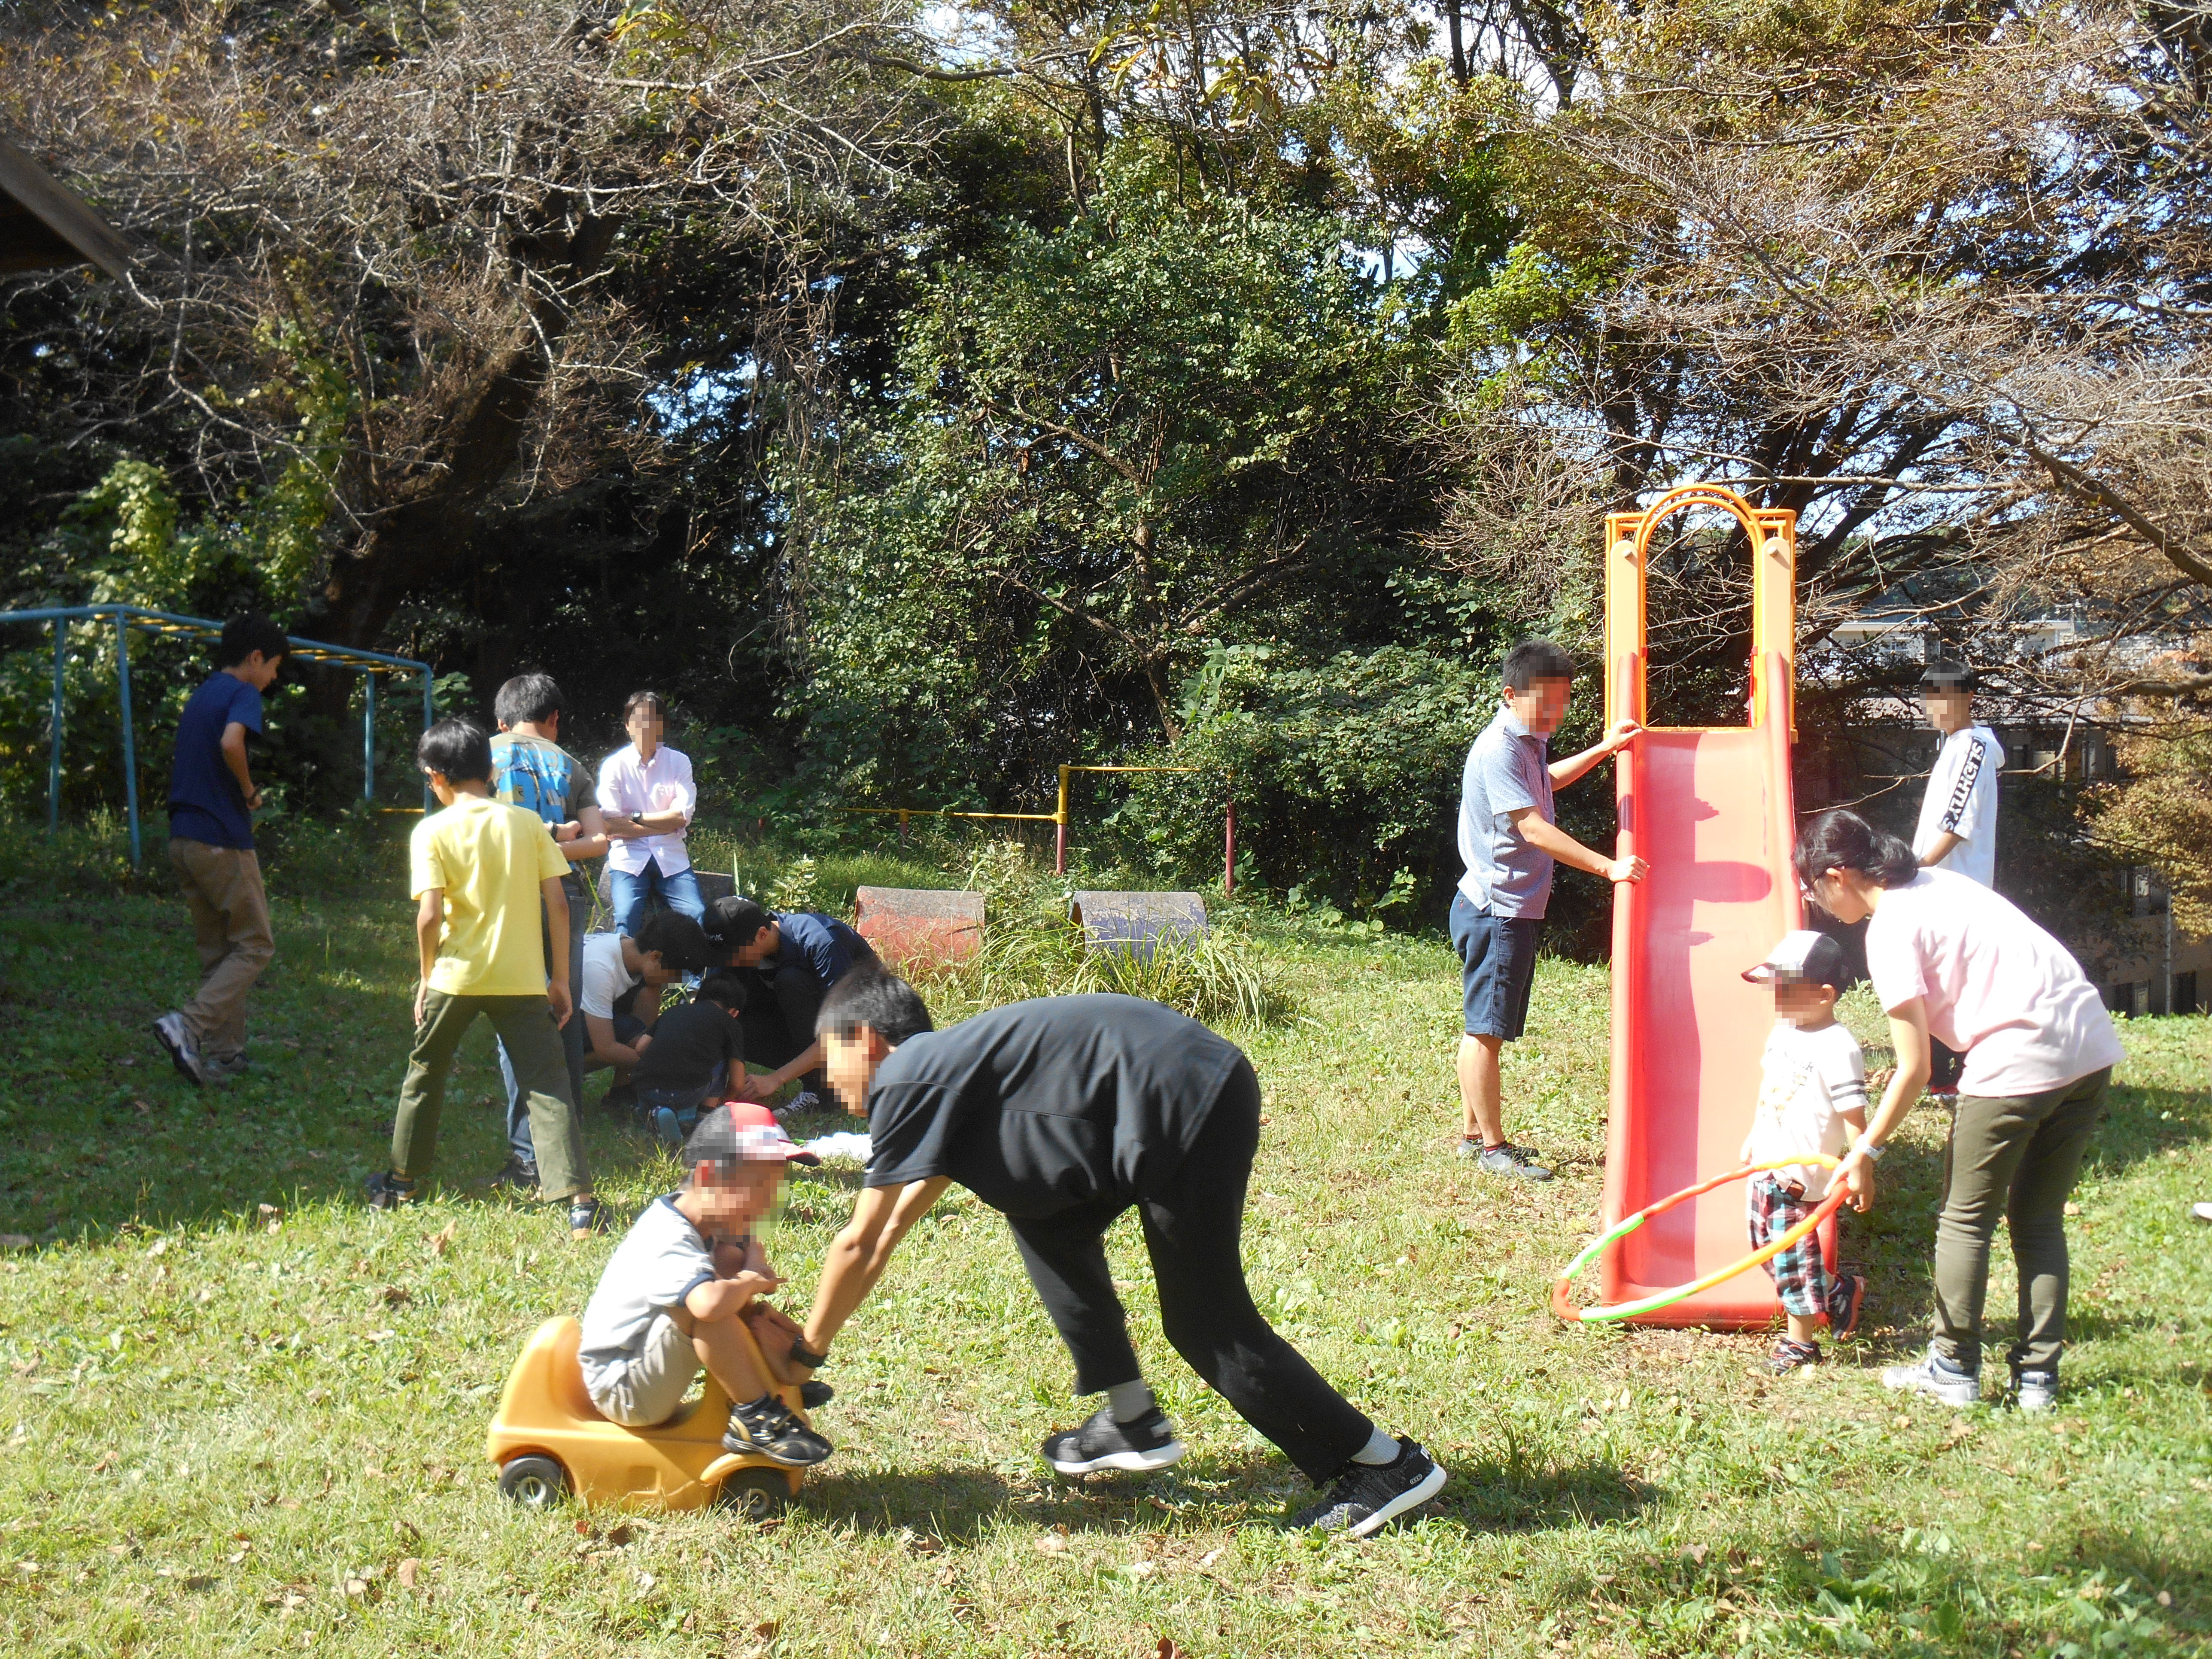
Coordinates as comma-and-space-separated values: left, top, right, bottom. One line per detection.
498, 1455, 570, 1509
714, 1468, 788, 1520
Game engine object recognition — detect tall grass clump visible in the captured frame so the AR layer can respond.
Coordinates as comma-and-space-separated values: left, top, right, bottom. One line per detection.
898, 840, 1295, 1029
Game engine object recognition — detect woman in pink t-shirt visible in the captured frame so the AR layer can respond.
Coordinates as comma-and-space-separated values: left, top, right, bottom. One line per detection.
1796, 809, 2122, 1417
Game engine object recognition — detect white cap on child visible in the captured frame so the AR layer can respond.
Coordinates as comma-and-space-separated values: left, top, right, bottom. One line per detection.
1742, 930, 1847, 988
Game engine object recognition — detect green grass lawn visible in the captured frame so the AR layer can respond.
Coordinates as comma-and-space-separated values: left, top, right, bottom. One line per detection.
2, 832, 2208, 1656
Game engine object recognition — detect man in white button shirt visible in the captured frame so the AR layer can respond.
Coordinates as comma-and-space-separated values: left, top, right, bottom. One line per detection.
597, 690, 707, 939
1912, 660, 2005, 1094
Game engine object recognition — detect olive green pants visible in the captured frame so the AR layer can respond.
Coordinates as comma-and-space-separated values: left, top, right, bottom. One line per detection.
1932, 1067, 2109, 1375
389, 991, 589, 1202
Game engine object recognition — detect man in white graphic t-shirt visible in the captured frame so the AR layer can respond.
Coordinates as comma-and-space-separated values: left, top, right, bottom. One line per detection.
1913, 660, 2005, 1093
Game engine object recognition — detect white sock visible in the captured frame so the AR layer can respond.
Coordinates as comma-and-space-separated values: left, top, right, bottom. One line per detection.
1350, 1427, 1400, 1466
1106, 1379, 1156, 1423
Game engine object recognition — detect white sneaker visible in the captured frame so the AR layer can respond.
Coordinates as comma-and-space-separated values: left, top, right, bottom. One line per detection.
2012, 1370, 2058, 1413
1881, 1349, 1981, 1408
152, 1012, 209, 1087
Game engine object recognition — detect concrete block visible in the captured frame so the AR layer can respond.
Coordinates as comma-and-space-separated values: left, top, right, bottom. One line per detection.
854, 886, 984, 966
1070, 891, 1209, 963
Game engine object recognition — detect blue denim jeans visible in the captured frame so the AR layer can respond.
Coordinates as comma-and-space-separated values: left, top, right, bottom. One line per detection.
606, 863, 705, 942
495, 884, 589, 1168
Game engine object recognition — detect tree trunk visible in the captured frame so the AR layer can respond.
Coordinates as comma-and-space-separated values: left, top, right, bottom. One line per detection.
313, 213, 621, 669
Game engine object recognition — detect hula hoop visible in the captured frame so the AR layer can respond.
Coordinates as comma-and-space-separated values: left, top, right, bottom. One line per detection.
1550, 1157, 1848, 1324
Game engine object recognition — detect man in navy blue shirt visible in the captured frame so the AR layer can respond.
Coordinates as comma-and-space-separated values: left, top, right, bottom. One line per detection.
154, 614, 288, 1087
703, 897, 877, 1106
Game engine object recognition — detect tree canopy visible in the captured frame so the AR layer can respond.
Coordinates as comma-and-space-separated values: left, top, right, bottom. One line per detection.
4, 0, 2207, 955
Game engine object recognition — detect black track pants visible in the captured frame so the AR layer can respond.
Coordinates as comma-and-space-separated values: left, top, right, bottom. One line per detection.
1004, 1060, 1374, 1484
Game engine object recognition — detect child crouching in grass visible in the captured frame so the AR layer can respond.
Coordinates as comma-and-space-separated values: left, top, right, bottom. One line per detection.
1741, 930, 1870, 1373
632, 969, 749, 1149
577, 1104, 833, 1468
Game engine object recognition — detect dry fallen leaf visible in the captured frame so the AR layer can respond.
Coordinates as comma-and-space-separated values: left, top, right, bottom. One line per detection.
397, 1558, 421, 1588
428, 1223, 457, 1256
1686, 1544, 1709, 1565
258, 1203, 283, 1220
1034, 1534, 1069, 1555
604, 1523, 632, 1547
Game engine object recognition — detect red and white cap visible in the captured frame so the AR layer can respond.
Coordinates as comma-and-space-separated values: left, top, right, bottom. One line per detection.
681, 1101, 820, 1167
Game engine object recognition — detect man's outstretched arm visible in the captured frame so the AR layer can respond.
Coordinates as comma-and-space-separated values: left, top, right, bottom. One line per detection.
1548, 720, 1640, 790
1510, 806, 1649, 884
797, 1177, 952, 1365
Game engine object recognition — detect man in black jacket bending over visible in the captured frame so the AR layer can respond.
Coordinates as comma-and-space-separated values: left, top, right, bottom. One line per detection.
784, 968, 1447, 1538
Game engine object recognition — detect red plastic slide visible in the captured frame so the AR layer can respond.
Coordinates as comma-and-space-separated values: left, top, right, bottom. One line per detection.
1594, 488, 1833, 1328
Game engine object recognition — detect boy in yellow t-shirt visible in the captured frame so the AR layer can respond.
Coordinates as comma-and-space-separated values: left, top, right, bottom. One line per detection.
366, 717, 605, 1238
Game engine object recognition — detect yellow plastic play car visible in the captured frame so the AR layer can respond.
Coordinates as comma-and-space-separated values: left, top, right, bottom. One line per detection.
485, 1316, 807, 1517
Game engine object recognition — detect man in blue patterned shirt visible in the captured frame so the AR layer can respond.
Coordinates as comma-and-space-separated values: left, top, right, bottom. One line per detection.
488, 673, 609, 1189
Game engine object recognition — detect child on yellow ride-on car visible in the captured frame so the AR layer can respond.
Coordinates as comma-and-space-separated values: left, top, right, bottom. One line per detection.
576, 1103, 831, 1466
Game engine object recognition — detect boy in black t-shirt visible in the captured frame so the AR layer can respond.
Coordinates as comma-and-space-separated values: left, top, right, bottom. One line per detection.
633, 970, 750, 1148
789, 972, 1448, 1540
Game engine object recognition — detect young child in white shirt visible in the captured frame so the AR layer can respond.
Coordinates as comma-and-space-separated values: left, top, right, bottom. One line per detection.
577, 1105, 831, 1466
1740, 930, 1871, 1373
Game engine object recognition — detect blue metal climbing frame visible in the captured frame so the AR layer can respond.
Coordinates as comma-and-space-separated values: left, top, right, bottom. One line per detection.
0, 604, 434, 864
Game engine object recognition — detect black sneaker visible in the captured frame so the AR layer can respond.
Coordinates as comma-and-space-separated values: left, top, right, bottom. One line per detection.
489, 1155, 540, 1195
567, 1196, 611, 1240
599, 1082, 638, 1120
1827, 1272, 1867, 1340
364, 1171, 419, 1210
1041, 1406, 1186, 1475
1287, 1438, 1447, 1538
799, 1379, 835, 1410
1770, 1337, 1823, 1374
724, 1395, 833, 1467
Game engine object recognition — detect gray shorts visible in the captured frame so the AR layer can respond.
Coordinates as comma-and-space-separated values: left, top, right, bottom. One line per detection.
584, 1313, 699, 1426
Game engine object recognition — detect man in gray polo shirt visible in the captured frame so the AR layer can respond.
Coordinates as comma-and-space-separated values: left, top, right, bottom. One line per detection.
1452, 639, 1646, 1179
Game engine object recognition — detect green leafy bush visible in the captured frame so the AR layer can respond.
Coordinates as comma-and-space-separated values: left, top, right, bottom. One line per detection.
1105, 644, 1491, 918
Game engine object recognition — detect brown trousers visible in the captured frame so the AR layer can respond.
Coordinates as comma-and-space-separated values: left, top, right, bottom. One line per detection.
167, 839, 275, 1060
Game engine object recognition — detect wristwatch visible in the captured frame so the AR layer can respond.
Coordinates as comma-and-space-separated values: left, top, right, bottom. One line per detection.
1852, 1136, 1886, 1162
787, 1339, 827, 1370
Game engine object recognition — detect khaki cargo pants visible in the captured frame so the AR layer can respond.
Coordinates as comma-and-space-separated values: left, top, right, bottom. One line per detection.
168, 839, 276, 1062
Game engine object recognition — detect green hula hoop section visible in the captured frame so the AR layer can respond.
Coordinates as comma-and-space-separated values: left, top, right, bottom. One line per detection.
1551, 1157, 1847, 1324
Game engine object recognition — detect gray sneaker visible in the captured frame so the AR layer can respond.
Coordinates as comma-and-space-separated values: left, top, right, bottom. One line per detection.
2012, 1369, 2058, 1413
1882, 1349, 1981, 1408
153, 1012, 209, 1087
1458, 1139, 1553, 1182
207, 1052, 250, 1082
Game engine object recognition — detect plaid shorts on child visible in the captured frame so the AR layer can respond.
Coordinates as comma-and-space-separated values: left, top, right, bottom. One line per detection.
1747, 1173, 1857, 1325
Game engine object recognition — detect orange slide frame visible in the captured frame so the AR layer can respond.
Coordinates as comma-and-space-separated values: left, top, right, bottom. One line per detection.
1595, 484, 1834, 1328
